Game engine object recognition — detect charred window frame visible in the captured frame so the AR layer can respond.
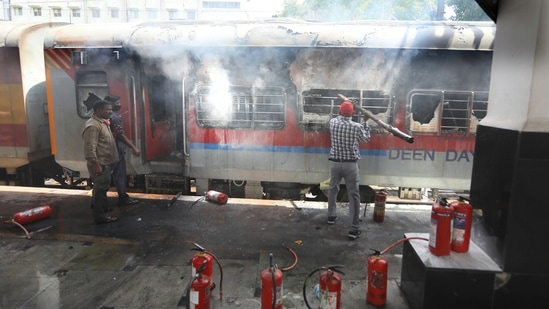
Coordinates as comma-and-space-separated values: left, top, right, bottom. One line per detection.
195, 86, 286, 129
75, 71, 109, 119
298, 89, 394, 132
408, 90, 489, 135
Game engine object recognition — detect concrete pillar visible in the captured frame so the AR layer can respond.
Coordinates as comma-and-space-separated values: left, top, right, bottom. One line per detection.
470, 0, 549, 307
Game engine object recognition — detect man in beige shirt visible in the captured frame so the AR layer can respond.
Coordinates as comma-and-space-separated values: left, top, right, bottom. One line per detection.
82, 100, 120, 224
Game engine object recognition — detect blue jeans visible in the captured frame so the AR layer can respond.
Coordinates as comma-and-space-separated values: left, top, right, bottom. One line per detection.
328, 161, 361, 231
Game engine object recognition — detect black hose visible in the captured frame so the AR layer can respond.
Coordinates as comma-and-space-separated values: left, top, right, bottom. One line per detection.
269, 253, 276, 309
184, 260, 207, 308
205, 250, 223, 300
302, 265, 344, 309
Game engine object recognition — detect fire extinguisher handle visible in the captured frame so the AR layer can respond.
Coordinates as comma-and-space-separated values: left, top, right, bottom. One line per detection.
369, 248, 382, 256
192, 243, 206, 252
327, 265, 345, 275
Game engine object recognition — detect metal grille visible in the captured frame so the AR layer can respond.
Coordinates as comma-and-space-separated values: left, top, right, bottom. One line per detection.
195, 86, 286, 129
299, 89, 394, 132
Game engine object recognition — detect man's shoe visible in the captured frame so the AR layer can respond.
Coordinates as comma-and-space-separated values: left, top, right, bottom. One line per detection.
123, 198, 140, 206
348, 229, 362, 240
95, 216, 118, 224
327, 216, 338, 225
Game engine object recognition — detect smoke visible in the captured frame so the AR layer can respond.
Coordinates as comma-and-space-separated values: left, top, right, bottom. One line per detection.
197, 54, 232, 122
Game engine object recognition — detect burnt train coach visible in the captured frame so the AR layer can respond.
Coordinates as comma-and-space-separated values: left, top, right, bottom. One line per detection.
8, 20, 495, 199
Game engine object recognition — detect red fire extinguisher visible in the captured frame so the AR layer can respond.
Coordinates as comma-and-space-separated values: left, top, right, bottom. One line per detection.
366, 237, 429, 306
3, 205, 53, 239
190, 243, 223, 300
186, 260, 213, 309
12, 205, 53, 225
367, 250, 388, 306
303, 265, 344, 309
373, 190, 388, 222
261, 253, 283, 309
450, 197, 473, 253
429, 198, 454, 256
205, 190, 228, 205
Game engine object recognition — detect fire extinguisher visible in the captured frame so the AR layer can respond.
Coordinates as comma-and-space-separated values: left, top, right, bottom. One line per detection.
429, 198, 454, 256
366, 237, 429, 306
190, 243, 223, 300
12, 205, 53, 225
367, 250, 388, 306
450, 196, 473, 253
3, 205, 53, 239
186, 260, 213, 309
205, 190, 228, 205
373, 190, 388, 222
261, 253, 284, 309
303, 265, 344, 309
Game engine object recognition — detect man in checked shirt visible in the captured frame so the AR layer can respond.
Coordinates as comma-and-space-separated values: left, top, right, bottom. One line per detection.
326, 101, 371, 240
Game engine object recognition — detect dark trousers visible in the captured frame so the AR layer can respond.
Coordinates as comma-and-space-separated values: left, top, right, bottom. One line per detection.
87, 164, 113, 221
111, 150, 129, 206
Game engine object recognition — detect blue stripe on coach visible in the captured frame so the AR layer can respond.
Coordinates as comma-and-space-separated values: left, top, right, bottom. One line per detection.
189, 143, 386, 156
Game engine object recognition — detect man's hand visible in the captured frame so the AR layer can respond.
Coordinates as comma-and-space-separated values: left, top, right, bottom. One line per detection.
93, 162, 103, 176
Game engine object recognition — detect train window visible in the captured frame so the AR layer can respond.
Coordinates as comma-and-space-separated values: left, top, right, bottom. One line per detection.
195, 86, 286, 129
75, 71, 109, 119
409, 90, 489, 135
299, 89, 394, 132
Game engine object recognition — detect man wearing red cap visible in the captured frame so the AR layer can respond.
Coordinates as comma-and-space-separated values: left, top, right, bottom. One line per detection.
327, 100, 371, 240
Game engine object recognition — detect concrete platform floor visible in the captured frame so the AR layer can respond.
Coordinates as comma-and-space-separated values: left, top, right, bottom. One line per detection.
0, 185, 457, 308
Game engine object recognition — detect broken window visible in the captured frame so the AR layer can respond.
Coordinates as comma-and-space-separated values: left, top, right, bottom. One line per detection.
195, 86, 286, 129
299, 89, 394, 132
75, 71, 109, 119
409, 90, 488, 135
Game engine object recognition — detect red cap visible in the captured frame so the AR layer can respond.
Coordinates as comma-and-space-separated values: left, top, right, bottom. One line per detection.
339, 101, 354, 117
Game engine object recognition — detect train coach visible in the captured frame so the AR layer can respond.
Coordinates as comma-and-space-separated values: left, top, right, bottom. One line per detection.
0, 22, 68, 186
1, 20, 495, 200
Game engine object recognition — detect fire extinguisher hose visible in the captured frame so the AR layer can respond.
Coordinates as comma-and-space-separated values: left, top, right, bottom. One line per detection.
302, 265, 345, 309
205, 250, 224, 300
281, 246, 298, 272
3, 219, 31, 239
268, 253, 277, 309
184, 260, 207, 309
379, 237, 429, 255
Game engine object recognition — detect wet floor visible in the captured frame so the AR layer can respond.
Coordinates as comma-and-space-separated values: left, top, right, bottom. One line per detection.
0, 186, 478, 309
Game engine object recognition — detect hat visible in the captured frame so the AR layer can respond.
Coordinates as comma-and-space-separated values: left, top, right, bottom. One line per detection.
339, 101, 354, 117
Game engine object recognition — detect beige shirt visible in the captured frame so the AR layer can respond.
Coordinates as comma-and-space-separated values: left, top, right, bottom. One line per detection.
82, 114, 119, 166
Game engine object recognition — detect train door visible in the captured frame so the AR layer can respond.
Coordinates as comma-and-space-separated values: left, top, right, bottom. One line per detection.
140, 74, 180, 161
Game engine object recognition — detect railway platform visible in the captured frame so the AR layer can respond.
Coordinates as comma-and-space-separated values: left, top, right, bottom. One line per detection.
0, 185, 492, 309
